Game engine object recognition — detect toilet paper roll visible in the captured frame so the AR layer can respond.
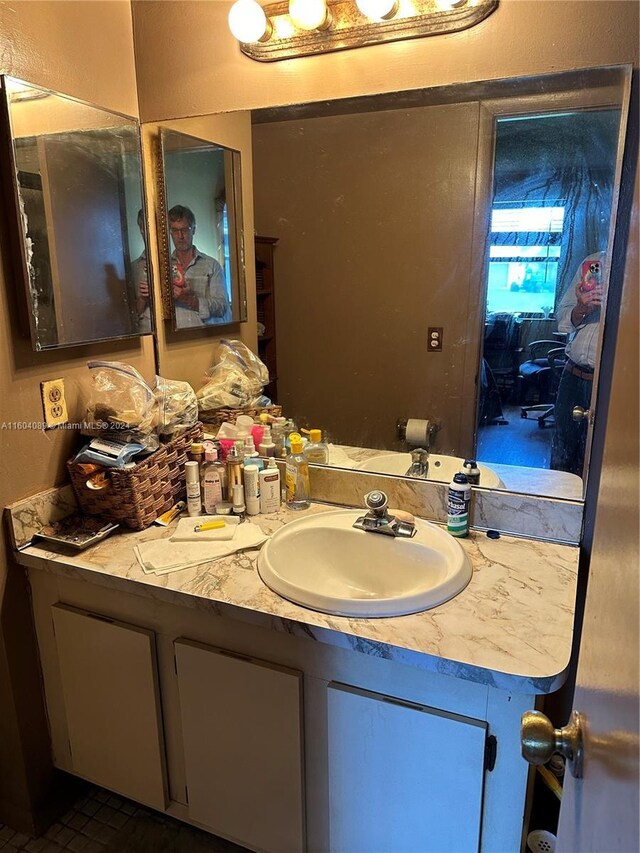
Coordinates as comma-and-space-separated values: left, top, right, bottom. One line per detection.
405, 418, 430, 446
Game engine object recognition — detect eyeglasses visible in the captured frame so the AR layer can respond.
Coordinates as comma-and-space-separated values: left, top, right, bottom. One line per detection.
170, 226, 194, 236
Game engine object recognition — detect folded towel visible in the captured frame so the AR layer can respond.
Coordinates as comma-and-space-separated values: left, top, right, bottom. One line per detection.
171, 515, 239, 542
135, 522, 268, 575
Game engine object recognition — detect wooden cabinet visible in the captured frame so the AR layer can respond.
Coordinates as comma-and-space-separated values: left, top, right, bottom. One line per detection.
51, 604, 167, 810
255, 236, 279, 401
175, 639, 305, 852
326, 682, 487, 853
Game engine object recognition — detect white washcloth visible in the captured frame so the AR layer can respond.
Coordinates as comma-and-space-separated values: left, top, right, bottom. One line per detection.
135, 523, 268, 575
171, 515, 239, 542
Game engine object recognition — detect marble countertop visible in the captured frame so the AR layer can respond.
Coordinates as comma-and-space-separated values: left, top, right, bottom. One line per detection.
14, 502, 579, 695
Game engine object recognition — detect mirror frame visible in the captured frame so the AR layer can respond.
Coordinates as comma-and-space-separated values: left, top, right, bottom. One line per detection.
155, 128, 247, 330
0, 75, 155, 351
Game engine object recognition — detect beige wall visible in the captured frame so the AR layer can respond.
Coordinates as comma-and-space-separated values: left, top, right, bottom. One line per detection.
0, 0, 150, 832
143, 112, 258, 392
132, 0, 639, 121
252, 103, 481, 452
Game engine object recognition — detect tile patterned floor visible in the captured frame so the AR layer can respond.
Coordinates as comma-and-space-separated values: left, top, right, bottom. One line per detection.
0, 786, 245, 853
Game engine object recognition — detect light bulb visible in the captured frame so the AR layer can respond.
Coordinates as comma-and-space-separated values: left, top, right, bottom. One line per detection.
355, 0, 398, 20
228, 0, 270, 43
289, 0, 330, 30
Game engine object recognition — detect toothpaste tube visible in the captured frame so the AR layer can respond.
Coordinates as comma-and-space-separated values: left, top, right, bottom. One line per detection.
154, 501, 186, 526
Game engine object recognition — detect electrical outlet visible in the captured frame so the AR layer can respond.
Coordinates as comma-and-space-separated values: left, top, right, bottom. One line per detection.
428, 327, 443, 352
40, 379, 68, 429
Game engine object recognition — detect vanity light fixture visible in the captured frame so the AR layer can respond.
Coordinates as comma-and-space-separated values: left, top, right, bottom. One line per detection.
289, 0, 332, 30
228, 0, 272, 43
228, 0, 498, 62
355, 0, 398, 21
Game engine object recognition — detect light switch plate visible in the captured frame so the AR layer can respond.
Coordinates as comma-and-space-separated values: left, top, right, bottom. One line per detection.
40, 379, 68, 428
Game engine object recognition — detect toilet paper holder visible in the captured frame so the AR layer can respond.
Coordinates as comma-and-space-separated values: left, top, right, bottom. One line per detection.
397, 418, 441, 450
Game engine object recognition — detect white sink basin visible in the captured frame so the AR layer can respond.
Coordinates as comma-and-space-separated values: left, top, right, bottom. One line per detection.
257, 510, 472, 618
355, 453, 503, 488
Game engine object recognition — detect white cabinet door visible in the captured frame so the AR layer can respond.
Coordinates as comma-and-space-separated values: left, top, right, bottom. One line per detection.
51, 604, 167, 810
175, 639, 305, 853
327, 682, 487, 853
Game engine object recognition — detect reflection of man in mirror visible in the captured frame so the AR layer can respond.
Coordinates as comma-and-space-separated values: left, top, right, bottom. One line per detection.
133, 209, 152, 333
168, 204, 231, 327
551, 251, 605, 476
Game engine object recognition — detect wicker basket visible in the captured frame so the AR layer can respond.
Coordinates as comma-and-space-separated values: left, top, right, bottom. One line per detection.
198, 404, 282, 428
67, 423, 204, 531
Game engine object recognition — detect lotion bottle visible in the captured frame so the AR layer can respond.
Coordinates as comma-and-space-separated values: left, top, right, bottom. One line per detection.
244, 464, 261, 516
259, 458, 281, 513
285, 433, 310, 510
226, 444, 244, 494
185, 460, 202, 517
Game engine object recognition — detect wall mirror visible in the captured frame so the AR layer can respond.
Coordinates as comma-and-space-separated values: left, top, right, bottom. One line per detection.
0, 77, 153, 350
243, 65, 630, 501
157, 128, 247, 331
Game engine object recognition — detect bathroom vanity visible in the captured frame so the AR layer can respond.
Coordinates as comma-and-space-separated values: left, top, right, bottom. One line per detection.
9, 494, 578, 853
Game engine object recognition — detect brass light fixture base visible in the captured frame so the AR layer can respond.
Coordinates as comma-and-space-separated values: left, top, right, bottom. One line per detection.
238, 0, 499, 62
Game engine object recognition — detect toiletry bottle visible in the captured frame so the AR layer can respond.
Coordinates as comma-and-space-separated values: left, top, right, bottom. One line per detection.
258, 425, 276, 457
226, 444, 244, 494
185, 460, 202, 517
286, 433, 311, 510
461, 459, 481, 486
272, 418, 287, 458
244, 464, 261, 516
189, 441, 205, 469
202, 449, 224, 514
447, 473, 471, 538
252, 414, 269, 450
283, 419, 298, 453
235, 415, 253, 452
303, 428, 329, 464
244, 435, 260, 458
232, 483, 246, 520
259, 458, 281, 513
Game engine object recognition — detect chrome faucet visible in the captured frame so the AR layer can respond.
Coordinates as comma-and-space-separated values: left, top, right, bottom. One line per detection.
405, 448, 430, 479
352, 490, 416, 538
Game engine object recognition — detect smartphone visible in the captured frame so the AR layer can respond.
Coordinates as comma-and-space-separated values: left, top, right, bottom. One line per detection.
581, 260, 601, 292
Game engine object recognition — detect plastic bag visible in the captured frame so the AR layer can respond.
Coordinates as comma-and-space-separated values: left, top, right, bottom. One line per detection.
154, 376, 198, 437
83, 361, 159, 451
196, 340, 270, 411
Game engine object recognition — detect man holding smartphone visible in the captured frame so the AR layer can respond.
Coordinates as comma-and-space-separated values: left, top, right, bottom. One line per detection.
168, 204, 231, 328
551, 251, 605, 476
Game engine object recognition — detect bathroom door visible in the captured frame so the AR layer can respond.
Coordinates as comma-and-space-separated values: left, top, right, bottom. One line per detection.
554, 176, 639, 852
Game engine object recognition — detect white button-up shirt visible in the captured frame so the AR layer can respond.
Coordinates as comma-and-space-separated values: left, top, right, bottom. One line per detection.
556, 251, 605, 369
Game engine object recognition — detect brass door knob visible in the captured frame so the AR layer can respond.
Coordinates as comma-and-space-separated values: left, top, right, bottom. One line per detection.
521, 710, 584, 778
572, 406, 591, 421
